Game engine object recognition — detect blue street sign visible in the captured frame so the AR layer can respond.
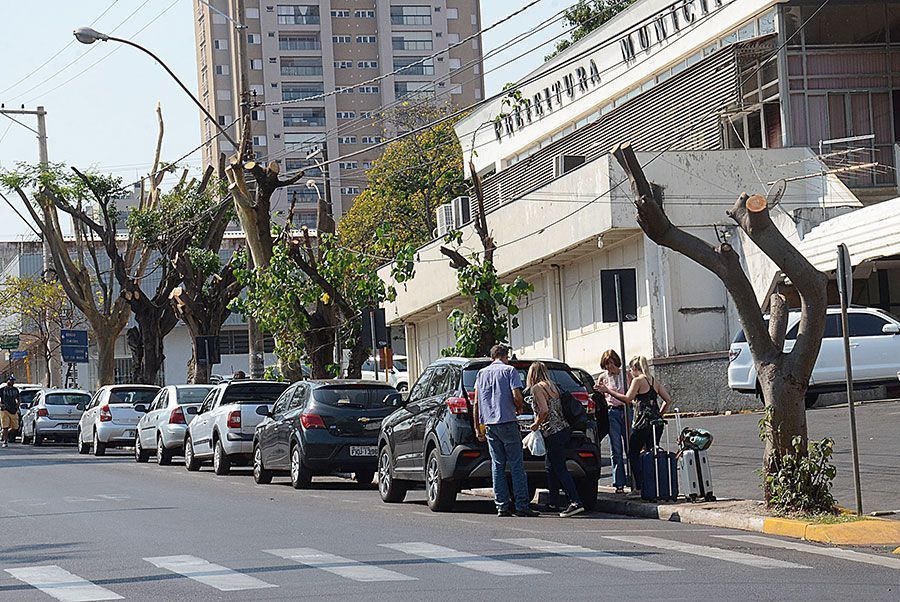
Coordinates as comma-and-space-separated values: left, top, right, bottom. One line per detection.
62, 346, 89, 363
61, 330, 88, 346
9, 351, 27, 360
61, 329, 89, 364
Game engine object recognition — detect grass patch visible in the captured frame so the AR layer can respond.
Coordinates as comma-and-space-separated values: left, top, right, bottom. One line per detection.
784, 512, 868, 524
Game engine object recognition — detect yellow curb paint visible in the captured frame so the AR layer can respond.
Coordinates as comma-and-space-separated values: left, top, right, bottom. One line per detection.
804, 520, 900, 546
763, 517, 809, 539
893, 547, 900, 555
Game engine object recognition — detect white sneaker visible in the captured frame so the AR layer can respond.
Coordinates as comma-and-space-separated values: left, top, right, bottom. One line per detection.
2, 442, 7, 448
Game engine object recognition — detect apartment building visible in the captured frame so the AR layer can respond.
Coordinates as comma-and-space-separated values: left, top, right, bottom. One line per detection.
193, 1, 484, 225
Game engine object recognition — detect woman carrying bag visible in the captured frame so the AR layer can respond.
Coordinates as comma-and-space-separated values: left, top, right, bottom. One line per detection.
527, 361, 584, 518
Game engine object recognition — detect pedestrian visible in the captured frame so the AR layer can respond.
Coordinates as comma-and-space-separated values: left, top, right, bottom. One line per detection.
0, 376, 21, 448
232, 370, 247, 380
527, 361, 584, 518
595, 350, 628, 493
595, 356, 672, 493
473, 344, 538, 517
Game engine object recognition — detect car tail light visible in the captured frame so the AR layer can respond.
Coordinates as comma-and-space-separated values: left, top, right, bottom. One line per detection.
169, 407, 186, 425
461, 450, 480, 458
572, 391, 594, 413
728, 348, 741, 362
300, 413, 326, 429
37, 408, 49, 418
578, 450, 596, 459
446, 396, 469, 414
227, 410, 241, 429
99, 405, 112, 422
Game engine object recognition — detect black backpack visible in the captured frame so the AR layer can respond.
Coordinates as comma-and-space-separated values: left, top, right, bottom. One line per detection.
558, 387, 589, 432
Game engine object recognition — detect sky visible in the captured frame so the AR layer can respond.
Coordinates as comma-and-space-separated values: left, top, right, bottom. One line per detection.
0, 0, 569, 239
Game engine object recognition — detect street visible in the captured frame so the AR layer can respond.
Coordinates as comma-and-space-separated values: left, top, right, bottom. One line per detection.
1, 445, 898, 601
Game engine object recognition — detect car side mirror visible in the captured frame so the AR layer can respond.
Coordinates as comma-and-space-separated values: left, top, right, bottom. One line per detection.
882, 323, 900, 334
255, 404, 271, 417
185, 406, 199, 415
75, 403, 86, 411
134, 404, 148, 413
383, 393, 404, 408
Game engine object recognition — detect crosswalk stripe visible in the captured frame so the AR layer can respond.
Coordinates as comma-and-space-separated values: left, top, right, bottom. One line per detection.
265, 548, 416, 582
496, 538, 682, 572
604, 536, 810, 569
381, 542, 547, 576
5, 565, 122, 602
144, 555, 276, 592
714, 535, 900, 570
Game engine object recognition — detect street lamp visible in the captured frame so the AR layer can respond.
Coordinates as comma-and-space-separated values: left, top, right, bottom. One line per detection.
73, 27, 237, 147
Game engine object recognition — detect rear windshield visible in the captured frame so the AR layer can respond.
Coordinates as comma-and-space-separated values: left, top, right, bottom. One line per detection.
176, 387, 214, 404
110, 388, 159, 405
393, 358, 407, 372
462, 363, 584, 393
45, 393, 91, 406
222, 382, 289, 404
20, 390, 39, 405
313, 385, 397, 409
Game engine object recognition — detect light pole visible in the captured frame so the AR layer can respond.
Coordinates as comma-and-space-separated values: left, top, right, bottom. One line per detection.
72, 27, 237, 148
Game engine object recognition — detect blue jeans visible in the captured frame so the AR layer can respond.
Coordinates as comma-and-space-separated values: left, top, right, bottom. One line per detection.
485, 421, 530, 511
608, 407, 627, 488
544, 428, 581, 507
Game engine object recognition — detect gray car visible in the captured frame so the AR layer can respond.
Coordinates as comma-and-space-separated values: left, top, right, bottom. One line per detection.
134, 384, 214, 465
20, 389, 91, 445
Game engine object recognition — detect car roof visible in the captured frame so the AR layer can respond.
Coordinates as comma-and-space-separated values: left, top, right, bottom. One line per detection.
168, 384, 215, 389
41, 389, 90, 395
308, 379, 396, 387
432, 357, 572, 369
104, 384, 160, 390
220, 379, 288, 389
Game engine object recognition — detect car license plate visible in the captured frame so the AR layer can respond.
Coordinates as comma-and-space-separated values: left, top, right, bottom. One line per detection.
349, 446, 377, 457
59, 424, 77, 429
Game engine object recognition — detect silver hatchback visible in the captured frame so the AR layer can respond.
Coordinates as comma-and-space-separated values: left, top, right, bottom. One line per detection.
21, 389, 91, 445
135, 384, 214, 465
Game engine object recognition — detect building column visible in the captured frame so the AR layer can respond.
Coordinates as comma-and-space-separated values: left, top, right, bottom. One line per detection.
405, 322, 420, 383
547, 265, 566, 362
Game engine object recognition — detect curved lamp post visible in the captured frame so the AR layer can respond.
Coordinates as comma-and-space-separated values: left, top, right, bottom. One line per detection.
73, 27, 237, 147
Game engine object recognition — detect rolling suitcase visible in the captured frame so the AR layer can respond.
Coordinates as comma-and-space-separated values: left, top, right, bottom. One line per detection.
674, 409, 715, 502
640, 422, 678, 502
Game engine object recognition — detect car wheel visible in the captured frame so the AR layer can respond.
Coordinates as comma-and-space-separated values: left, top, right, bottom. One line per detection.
156, 435, 173, 466
213, 439, 230, 476
576, 476, 599, 511
354, 469, 375, 487
21, 426, 32, 445
425, 448, 457, 512
134, 435, 150, 463
253, 444, 272, 485
184, 435, 201, 472
31, 431, 43, 447
804, 392, 820, 409
378, 446, 407, 503
92, 430, 106, 456
397, 383, 408, 392
77, 429, 89, 454
290, 444, 312, 489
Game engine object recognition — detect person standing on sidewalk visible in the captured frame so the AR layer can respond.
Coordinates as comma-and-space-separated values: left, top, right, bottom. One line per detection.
596, 350, 628, 493
473, 345, 538, 517
0, 376, 21, 448
527, 361, 584, 518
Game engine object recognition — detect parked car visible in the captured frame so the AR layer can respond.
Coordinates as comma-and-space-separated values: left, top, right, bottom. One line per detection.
377, 357, 600, 512
13, 384, 43, 441
184, 380, 290, 474
77, 384, 161, 456
253, 380, 399, 488
20, 389, 91, 445
361, 356, 408, 391
134, 384, 215, 465
728, 306, 900, 407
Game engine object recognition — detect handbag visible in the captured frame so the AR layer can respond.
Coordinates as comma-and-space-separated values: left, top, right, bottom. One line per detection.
522, 430, 546, 456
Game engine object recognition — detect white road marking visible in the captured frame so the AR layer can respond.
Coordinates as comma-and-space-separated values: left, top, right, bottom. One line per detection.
144, 555, 276, 591
266, 548, 415, 582
604, 536, 810, 569
381, 542, 547, 576
497, 538, 681, 572
6, 565, 122, 602
715, 535, 900, 570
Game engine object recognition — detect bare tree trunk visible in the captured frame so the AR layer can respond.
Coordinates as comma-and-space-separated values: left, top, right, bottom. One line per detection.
95, 331, 117, 386
346, 334, 368, 379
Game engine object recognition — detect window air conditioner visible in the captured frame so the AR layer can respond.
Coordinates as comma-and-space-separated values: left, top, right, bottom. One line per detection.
436, 203, 455, 238
451, 196, 471, 226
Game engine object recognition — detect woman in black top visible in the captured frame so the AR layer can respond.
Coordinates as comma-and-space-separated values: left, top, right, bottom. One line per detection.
596, 356, 673, 491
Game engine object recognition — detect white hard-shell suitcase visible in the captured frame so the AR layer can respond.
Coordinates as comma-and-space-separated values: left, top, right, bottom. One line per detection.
675, 409, 715, 502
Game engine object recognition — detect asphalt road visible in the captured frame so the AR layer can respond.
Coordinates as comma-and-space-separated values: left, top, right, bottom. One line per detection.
0, 443, 898, 600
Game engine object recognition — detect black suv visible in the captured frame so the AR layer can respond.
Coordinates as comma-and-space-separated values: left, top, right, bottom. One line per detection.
253, 380, 399, 489
377, 357, 600, 512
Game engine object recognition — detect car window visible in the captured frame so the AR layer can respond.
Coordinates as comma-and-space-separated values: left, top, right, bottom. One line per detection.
407, 369, 435, 402
221, 382, 289, 404
312, 385, 397, 409
20, 390, 39, 406
288, 385, 307, 411
392, 358, 407, 372
847, 313, 889, 336
199, 390, 218, 414
176, 387, 214, 405
271, 386, 294, 416
109, 388, 159, 405
462, 363, 582, 393
425, 367, 457, 398
362, 360, 375, 372
45, 393, 91, 406
88, 392, 102, 409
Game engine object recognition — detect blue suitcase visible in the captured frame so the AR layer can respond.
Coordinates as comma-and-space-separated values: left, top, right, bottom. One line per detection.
640, 424, 679, 502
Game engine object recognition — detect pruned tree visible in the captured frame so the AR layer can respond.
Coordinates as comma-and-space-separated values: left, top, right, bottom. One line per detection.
545, 0, 636, 60
1, 164, 131, 386
611, 143, 828, 502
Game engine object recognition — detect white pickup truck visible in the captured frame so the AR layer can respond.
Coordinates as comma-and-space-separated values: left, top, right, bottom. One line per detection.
184, 380, 290, 475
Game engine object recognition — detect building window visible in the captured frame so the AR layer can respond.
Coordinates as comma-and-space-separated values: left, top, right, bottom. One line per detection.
356, 35, 377, 44
251, 109, 266, 121
341, 186, 361, 195
355, 10, 375, 18
357, 61, 378, 69
358, 85, 380, 94
336, 111, 356, 119
295, 210, 318, 229
337, 86, 354, 94
447, 33, 460, 44
286, 186, 320, 204
216, 114, 232, 126
247, 33, 261, 44
333, 35, 352, 43
212, 13, 227, 25
362, 161, 374, 169
395, 81, 431, 98
283, 108, 327, 127
281, 82, 325, 101
279, 34, 321, 50
213, 38, 228, 50
277, 5, 321, 25
250, 59, 263, 70
284, 133, 324, 151
390, 5, 431, 25
360, 111, 374, 119
393, 57, 434, 76
331, 9, 350, 18
252, 135, 267, 146
246, 7, 260, 19
281, 57, 323, 76
338, 136, 357, 144
392, 31, 433, 51
215, 64, 230, 75
338, 161, 358, 169
447, 8, 458, 19
216, 89, 232, 101
334, 60, 353, 69
219, 330, 275, 355
285, 158, 322, 176
449, 58, 461, 70
250, 84, 264, 97
361, 136, 383, 144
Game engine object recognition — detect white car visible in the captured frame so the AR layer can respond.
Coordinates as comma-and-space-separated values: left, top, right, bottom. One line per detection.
77, 384, 160, 456
20, 389, 91, 445
184, 380, 289, 475
728, 306, 900, 407
134, 384, 215, 465
360, 355, 408, 391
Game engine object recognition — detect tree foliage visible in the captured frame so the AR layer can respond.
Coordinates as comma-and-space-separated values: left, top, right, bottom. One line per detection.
545, 0, 636, 61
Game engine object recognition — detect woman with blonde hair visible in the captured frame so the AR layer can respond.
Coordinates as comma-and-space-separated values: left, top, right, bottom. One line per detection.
596, 356, 672, 492
527, 361, 584, 517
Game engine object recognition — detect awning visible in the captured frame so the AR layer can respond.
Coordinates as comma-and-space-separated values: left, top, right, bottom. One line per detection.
798, 198, 900, 272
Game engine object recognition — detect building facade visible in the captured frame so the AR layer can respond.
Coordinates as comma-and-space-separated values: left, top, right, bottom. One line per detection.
193, 0, 484, 223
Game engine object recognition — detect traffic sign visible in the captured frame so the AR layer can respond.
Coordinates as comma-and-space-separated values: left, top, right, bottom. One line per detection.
0, 335, 19, 350
61, 329, 89, 364
600, 268, 638, 323
9, 351, 27, 360
836, 243, 853, 302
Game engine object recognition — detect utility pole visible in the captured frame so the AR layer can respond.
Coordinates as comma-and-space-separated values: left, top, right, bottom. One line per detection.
0, 105, 59, 386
